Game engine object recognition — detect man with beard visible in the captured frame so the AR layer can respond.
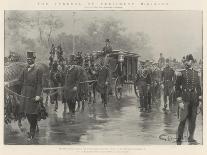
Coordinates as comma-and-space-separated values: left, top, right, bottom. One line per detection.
175, 54, 202, 145
19, 51, 43, 141
64, 55, 81, 114
96, 58, 110, 107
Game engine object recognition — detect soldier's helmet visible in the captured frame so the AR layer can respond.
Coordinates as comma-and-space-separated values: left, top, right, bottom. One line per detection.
186, 54, 194, 62
27, 51, 36, 59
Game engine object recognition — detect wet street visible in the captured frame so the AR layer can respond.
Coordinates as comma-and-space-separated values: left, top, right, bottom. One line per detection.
4, 92, 203, 145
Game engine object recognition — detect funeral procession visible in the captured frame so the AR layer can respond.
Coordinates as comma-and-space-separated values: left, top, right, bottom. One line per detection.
4, 11, 203, 145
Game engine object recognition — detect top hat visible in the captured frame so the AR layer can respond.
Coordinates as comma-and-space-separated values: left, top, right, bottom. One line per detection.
105, 39, 110, 43
27, 51, 36, 59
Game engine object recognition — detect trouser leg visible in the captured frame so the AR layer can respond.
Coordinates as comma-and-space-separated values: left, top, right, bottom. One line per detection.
188, 105, 198, 140
177, 117, 187, 140
67, 99, 75, 113
26, 114, 38, 138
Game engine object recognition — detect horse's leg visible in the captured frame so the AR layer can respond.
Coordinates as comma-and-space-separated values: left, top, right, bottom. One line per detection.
81, 100, 85, 111
93, 85, 96, 104
45, 92, 49, 106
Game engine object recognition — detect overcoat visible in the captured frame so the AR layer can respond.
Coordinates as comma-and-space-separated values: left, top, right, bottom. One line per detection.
19, 65, 43, 114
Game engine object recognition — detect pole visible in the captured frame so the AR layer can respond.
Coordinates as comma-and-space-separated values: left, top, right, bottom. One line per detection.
72, 12, 76, 55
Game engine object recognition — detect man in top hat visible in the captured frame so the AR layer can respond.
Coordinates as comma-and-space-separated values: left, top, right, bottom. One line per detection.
102, 39, 113, 55
19, 51, 43, 141
162, 58, 175, 111
175, 54, 202, 145
64, 54, 84, 113
96, 58, 110, 107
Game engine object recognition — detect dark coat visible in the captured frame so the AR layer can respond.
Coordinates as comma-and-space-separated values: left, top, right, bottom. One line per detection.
64, 65, 82, 100
162, 66, 175, 91
19, 65, 43, 114
96, 65, 110, 94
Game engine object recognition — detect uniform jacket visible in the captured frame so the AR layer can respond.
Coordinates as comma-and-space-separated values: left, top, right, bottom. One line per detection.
136, 69, 152, 85
162, 66, 175, 82
19, 64, 43, 114
175, 68, 201, 103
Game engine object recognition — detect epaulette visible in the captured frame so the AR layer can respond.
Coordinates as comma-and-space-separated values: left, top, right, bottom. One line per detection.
175, 69, 185, 76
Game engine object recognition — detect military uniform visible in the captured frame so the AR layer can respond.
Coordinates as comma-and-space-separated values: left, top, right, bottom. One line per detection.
162, 65, 175, 110
136, 68, 152, 112
151, 67, 162, 103
19, 52, 43, 139
176, 68, 201, 143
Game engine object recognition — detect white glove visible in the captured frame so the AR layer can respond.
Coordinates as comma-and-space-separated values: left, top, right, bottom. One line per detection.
35, 96, 40, 101
199, 96, 202, 101
92, 71, 96, 74
179, 102, 184, 110
73, 86, 77, 91
105, 81, 109, 85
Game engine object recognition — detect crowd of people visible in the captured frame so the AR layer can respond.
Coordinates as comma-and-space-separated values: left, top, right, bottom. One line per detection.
4, 39, 203, 145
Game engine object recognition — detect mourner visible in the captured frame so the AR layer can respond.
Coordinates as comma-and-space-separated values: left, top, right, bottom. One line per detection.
102, 39, 113, 55
64, 55, 82, 113
175, 54, 202, 145
96, 58, 110, 107
19, 51, 43, 141
136, 60, 152, 112
162, 58, 175, 111
151, 63, 162, 105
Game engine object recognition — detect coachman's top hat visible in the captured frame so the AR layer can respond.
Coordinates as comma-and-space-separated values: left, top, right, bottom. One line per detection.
105, 39, 110, 43
27, 51, 36, 59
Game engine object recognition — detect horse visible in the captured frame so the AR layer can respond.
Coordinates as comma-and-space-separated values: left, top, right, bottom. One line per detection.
48, 46, 65, 111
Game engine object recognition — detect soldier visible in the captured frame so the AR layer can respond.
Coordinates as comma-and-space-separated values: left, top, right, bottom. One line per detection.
19, 51, 43, 141
158, 53, 165, 68
64, 55, 82, 114
175, 54, 202, 145
136, 60, 152, 112
151, 63, 162, 105
162, 58, 175, 111
96, 58, 110, 107
102, 39, 113, 55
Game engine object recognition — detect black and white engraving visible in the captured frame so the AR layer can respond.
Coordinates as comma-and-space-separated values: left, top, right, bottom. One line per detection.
4, 11, 203, 145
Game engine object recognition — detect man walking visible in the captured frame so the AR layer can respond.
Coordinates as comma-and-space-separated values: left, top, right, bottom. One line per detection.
162, 58, 175, 111
175, 54, 202, 145
19, 51, 43, 141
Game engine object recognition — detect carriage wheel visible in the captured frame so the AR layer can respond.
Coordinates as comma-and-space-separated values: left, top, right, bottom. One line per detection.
134, 83, 139, 97
115, 77, 123, 100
